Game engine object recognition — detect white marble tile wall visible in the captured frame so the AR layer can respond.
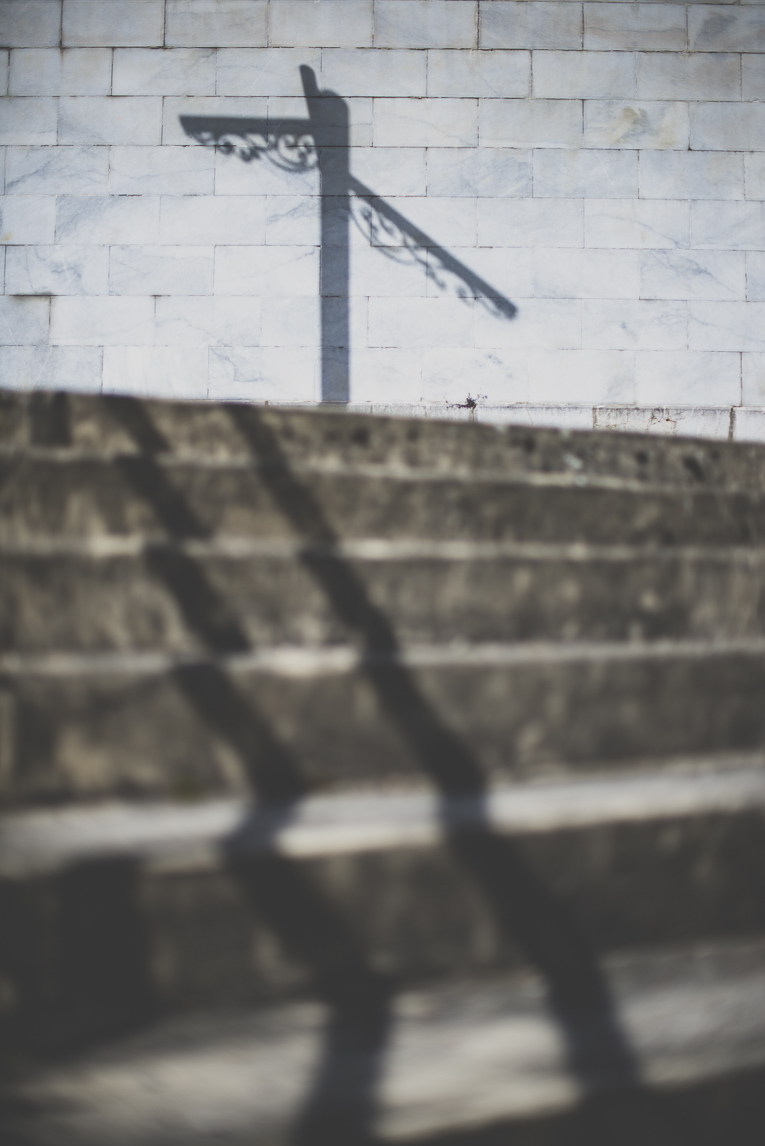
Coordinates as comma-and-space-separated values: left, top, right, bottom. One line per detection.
2, 1, 765, 439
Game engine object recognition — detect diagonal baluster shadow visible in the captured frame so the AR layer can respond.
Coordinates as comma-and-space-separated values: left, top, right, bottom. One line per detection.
226, 402, 684, 1146
105, 395, 393, 1146
180, 65, 517, 407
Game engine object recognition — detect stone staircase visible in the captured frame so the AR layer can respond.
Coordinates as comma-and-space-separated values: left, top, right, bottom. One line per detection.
1, 389, 764, 1145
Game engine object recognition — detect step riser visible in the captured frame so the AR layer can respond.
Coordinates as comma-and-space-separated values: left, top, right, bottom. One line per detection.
3, 810, 763, 1033
3, 551, 765, 652
3, 653, 765, 806
3, 459, 765, 547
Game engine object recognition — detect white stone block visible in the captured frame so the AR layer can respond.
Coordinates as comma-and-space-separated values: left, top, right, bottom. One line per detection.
375, 196, 476, 249
640, 250, 745, 302
113, 49, 217, 96
583, 299, 687, 350
637, 52, 740, 102
734, 405, 765, 443
159, 195, 266, 245
426, 147, 531, 198
270, 1, 372, 48
533, 51, 635, 99
375, 2, 476, 50
59, 97, 162, 145
0, 2, 61, 48
163, 96, 273, 146
166, 0, 267, 47
56, 195, 161, 245
480, 99, 582, 148
639, 152, 743, 201
475, 298, 581, 350
532, 149, 638, 198
368, 297, 474, 348
214, 148, 319, 197
427, 50, 529, 99
0, 50, 7, 95
5, 244, 108, 294
1, 196, 56, 244
691, 104, 765, 152
266, 195, 320, 246
0, 345, 102, 392
102, 346, 209, 399
585, 200, 689, 249
0, 99, 57, 145
635, 351, 740, 406
595, 405, 732, 440
0, 295, 49, 343
51, 296, 154, 345
375, 99, 477, 148
746, 154, 765, 201
208, 346, 316, 403
584, 101, 688, 150
269, 94, 372, 147
351, 235, 429, 298
692, 201, 765, 251
110, 146, 215, 195
351, 349, 423, 405
534, 249, 640, 299
425, 246, 534, 301
214, 245, 318, 296
747, 253, 765, 302
743, 55, 765, 102
689, 6, 765, 51
478, 199, 583, 247
480, 3, 582, 50
109, 246, 214, 296
156, 295, 262, 346
63, 0, 165, 47
10, 48, 112, 95
527, 350, 635, 404
349, 148, 426, 197
689, 301, 765, 351
321, 50, 426, 98
584, 4, 686, 52
478, 404, 594, 431
261, 295, 361, 349
6, 145, 108, 194
216, 48, 318, 97
742, 354, 765, 405
421, 347, 528, 404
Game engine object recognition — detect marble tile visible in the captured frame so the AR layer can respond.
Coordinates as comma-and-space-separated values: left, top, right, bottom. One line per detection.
110, 146, 215, 196
636, 52, 740, 101
734, 405, 765, 443
214, 245, 319, 296
0, 99, 57, 145
375, 3, 477, 50
479, 198, 583, 247
745, 154, 765, 201
532, 149, 638, 198
527, 349, 635, 404
217, 49, 321, 97
428, 50, 530, 98
475, 298, 582, 350
56, 195, 161, 245
595, 405, 732, 440
208, 346, 317, 403
63, 0, 165, 48
350, 349, 423, 405
59, 97, 163, 146
109, 246, 214, 296
270, 2, 373, 49
0, 2, 62, 49
6, 244, 108, 295
166, 1, 268, 48
476, 404, 594, 431
50, 296, 155, 345
690, 301, 765, 351
742, 353, 765, 405
162, 97, 268, 146
113, 49, 217, 96
742, 55, 765, 102
584, 101, 688, 150
156, 296, 262, 346
480, 98, 582, 148
0, 295, 49, 344
584, 4, 686, 52
640, 250, 745, 302
691, 104, 765, 151
351, 236, 429, 298
534, 248, 640, 299
375, 98, 477, 148
347, 148, 426, 197
427, 148, 531, 198
214, 148, 319, 197
583, 299, 687, 350
10, 49, 112, 95
261, 296, 325, 349
159, 195, 266, 245
6, 146, 109, 195
374, 196, 477, 248
102, 346, 209, 399
429, 246, 535, 300
747, 253, 765, 302
635, 351, 740, 405
368, 296, 475, 348
0, 345, 102, 392
585, 199, 689, 249
692, 201, 765, 250
265, 195, 321, 246
533, 51, 635, 100
689, 5, 765, 51
480, 3, 582, 51
1, 196, 56, 244
421, 347, 528, 404
322, 50, 426, 97
639, 151, 744, 201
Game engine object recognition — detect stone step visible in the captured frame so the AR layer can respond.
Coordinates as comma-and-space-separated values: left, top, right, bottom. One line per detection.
3, 642, 765, 808
3, 454, 765, 549
3, 390, 765, 494
2, 934, 764, 1145
3, 540, 765, 653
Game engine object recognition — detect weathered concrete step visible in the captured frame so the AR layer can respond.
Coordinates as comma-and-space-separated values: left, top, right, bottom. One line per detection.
3, 541, 765, 653
3, 642, 765, 807
2, 935, 764, 1145
3, 455, 765, 548
3, 389, 765, 495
